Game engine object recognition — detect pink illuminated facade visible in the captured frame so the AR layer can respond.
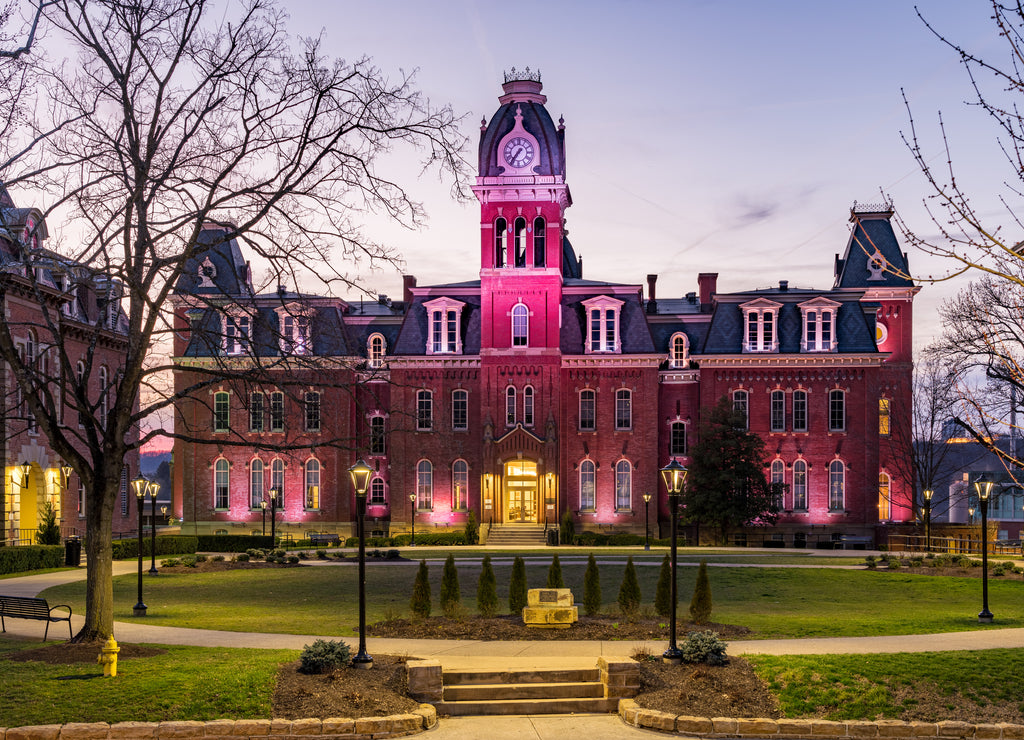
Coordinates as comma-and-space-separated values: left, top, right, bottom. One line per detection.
172, 71, 916, 546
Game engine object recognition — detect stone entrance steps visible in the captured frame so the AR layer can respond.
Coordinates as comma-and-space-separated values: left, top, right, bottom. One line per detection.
433, 666, 619, 716
485, 523, 547, 547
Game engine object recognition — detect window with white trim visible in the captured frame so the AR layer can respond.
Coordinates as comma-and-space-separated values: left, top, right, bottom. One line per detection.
250, 459, 264, 508
878, 472, 891, 520
793, 390, 808, 432
416, 460, 432, 509
452, 390, 468, 431
368, 333, 386, 368
770, 390, 785, 432
304, 391, 321, 432
615, 460, 632, 511
669, 333, 689, 368
579, 460, 596, 511
495, 217, 507, 268
514, 217, 527, 267
453, 460, 469, 510
224, 313, 250, 356
270, 391, 284, 432
829, 460, 845, 511
733, 390, 748, 431
505, 386, 516, 426
579, 389, 596, 431
511, 303, 529, 347
370, 416, 386, 455
369, 476, 386, 505
523, 386, 534, 427
417, 390, 433, 431
278, 309, 311, 356
249, 392, 264, 432
770, 460, 785, 509
793, 460, 807, 510
742, 300, 780, 353
829, 390, 845, 432
424, 297, 465, 354
214, 459, 229, 510
533, 217, 546, 267
615, 389, 632, 430
801, 299, 839, 352
271, 458, 285, 504
670, 421, 687, 456
305, 459, 320, 509
582, 296, 624, 353
213, 391, 229, 432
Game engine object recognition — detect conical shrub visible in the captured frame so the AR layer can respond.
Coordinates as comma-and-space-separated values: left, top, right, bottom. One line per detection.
477, 555, 499, 617
583, 553, 602, 616
410, 559, 431, 618
689, 559, 713, 625
617, 556, 642, 617
547, 554, 565, 588
509, 555, 528, 615
440, 553, 461, 618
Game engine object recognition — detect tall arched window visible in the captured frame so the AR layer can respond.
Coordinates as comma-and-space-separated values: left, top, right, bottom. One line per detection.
793, 460, 807, 510
669, 333, 688, 368
305, 459, 320, 509
878, 473, 891, 520
511, 304, 529, 347
615, 460, 632, 511
453, 459, 469, 510
514, 217, 527, 267
579, 389, 596, 431
213, 389, 229, 432
732, 389, 748, 430
369, 476, 386, 505
214, 459, 229, 510
495, 217, 507, 267
523, 386, 534, 427
271, 458, 285, 505
416, 460, 433, 509
368, 333, 386, 368
533, 217, 546, 267
615, 389, 632, 430
829, 460, 845, 511
579, 460, 596, 511
505, 386, 516, 426
770, 460, 785, 509
250, 459, 264, 508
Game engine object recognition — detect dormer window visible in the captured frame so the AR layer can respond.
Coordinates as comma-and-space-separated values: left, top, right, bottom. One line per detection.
198, 257, 217, 288
582, 296, 624, 354
367, 333, 386, 368
741, 299, 781, 353
800, 298, 840, 353
424, 297, 464, 355
277, 305, 312, 355
224, 311, 252, 356
669, 332, 689, 368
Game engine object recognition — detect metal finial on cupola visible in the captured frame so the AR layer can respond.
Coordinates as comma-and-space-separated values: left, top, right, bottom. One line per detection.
480, 116, 487, 131
558, 115, 565, 131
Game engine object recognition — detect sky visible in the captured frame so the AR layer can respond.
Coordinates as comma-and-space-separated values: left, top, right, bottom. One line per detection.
269, 0, 1011, 353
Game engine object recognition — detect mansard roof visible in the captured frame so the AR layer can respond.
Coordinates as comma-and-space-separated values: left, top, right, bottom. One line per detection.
174, 226, 252, 297
392, 292, 483, 356
559, 290, 655, 354
834, 206, 915, 290
479, 77, 565, 178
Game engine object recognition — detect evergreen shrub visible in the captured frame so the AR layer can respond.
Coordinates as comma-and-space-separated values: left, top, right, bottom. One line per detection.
477, 555, 499, 617
547, 555, 565, 588
440, 554, 461, 618
617, 556, 641, 616
509, 555, 528, 614
583, 554, 601, 616
298, 639, 351, 674
411, 560, 432, 618
689, 559, 712, 624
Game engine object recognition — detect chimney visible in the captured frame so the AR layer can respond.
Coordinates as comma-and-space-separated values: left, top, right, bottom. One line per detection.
403, 275, 417, 306
698, 273, 718, 307
779, 280, 789, 291
646, 274, 657, 314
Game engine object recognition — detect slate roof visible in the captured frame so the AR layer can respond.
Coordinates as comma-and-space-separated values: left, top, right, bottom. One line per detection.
393, 293, 483, 356
834, 212, 914, 290
479, 100, 565, 178
559, 291, 655, 355
174, 228, 251, 297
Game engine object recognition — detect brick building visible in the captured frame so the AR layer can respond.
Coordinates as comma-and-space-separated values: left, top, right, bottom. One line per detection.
1, 185, 138, 544
172, 72, 917, 546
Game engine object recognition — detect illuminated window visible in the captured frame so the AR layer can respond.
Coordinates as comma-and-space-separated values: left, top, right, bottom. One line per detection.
669, 333, 689, 368
879, 398, 890, 436
579, 389, 596, 431
250, 459, 264, 508
452, 390, 468, 431
615, 460, 632, 511
416, 460, 432, 509
533, 217, 546, 267
793, 460, 808, 510
878, 473, 891, 520
368, 333, 386, 368
793, 390, 808, 432
369, 477, 386, 505
271, 458, 285, 505
279, 312, 311, 355
214, 459, 229, 510
770, 390, 785, 432
580, 460, 596, 511
453, 460, 469, 510
305, 459, 320, 510
214, 391, 229, 432
829, 460, 845, 511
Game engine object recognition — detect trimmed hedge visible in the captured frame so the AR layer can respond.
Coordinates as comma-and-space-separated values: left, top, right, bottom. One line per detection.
0, 545, 63, 574
573, 532, 667, 547
113, 535, 198, 559
346, 531, 467, 547
196, 534, 274, 552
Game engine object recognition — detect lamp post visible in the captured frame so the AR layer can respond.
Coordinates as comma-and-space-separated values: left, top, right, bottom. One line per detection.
261, 500, 267, 536
643, 492, 652, 550
974, 475, 994, 623
923, 489, 933, 553
409, 493, 416, 546
660, 460, 687, 664
148, 481, 160, 575
348, 459, 374, 669
132, 477, 148, 616
268, 488, 279, 544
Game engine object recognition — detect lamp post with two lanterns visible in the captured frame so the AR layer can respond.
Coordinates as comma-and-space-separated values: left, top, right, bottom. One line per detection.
131, 477, 149, 616
148, 481, 161, 575
659, 460, 687, 664
348, 459, 374, 669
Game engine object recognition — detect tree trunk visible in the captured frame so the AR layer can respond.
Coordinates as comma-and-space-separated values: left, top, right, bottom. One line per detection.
73, 476, 117, 643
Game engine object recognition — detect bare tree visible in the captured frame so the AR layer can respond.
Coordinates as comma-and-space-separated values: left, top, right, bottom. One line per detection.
0, 0, 468, 642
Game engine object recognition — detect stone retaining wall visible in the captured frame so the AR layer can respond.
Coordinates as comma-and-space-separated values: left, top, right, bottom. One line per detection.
0, 707, 437, 740
619, 700, 1024, 739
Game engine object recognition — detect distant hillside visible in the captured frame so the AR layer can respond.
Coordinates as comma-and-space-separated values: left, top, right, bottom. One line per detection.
140, 450, 171, 476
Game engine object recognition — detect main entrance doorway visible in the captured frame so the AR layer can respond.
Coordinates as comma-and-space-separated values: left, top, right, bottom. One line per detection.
504, 460, 538, 523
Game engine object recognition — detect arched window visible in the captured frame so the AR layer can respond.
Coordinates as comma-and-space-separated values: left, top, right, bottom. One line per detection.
732, 389, 748, 430
369, 476, 386, 505
523, 386, 534, 427
213, 390, 229, 432
669, 333, 688, 368
829, 390, 846, 432
579, 389, 596, 431
579, 460, 596, 511
670, 421, 687, 456
770, 390, 785, 432
505, 386, 516, 426
770, 460, 785, 509
495, 217, 507, 267
511, 304, 529, 347
829, 460, 845, 511
793, 460, 808, 510
533, 217, 546, 267
416, 460, 433, 509
878, 473, 891, 520
214, 459, 229, 510
250, 459, 264, 509
453, 459, 469, 510
305, 459, 320, 510
452, 389, 468, 431
271, 458, 285, 505
368, 333, 386, 368
615, 460, 632, 511
514, 217, 527, 267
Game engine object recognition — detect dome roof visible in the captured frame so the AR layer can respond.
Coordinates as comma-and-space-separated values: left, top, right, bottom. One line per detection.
478, 72, 565, 178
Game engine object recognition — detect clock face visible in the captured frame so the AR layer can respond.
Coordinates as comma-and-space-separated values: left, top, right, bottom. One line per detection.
503, 137, 535, 168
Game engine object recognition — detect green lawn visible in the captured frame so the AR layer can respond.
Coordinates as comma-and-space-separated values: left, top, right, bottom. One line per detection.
40, 558, 1024, 638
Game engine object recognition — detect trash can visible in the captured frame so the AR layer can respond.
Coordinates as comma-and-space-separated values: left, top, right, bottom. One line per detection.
64, 536, 82, 567
546, 528, 559, 546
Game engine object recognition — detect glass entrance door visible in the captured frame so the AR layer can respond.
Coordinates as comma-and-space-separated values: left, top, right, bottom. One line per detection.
504, 460, 538, 523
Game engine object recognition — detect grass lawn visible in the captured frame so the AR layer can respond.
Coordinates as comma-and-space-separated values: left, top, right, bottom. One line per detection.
748, 649, 1024, 720
0, 637, 293, 726
40, 559, 1024, 638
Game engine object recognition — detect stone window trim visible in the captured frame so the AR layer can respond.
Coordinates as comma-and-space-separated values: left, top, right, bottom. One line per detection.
249, 457, 265, 509
451, 389, 469, 432
578, 388, 597, 432
582, 295, 624, 354
523, 385, 535, 427
792, 458, 809, 512
732, 388, 749, 431
423, 296, 465, 355
669, 332, 689, 368
223, 306, 256, 356
275, 303, 314, 356
799, 297, 840, 353
792, 388, 809, 433
740, 298, 781, 353
416, 389, 433, 431
614, 388, 632, 431
878, 471, 891, 521
614, 459, 632, 512
304, 457, 321, 511
669, 419, 687, 457
510, 302, 530, 348
452, 459, 469, 511
878, 397, 891, 437
367, 333, 387, 368
828, 458, 846, 512
828, 388, 847, 434
769, 389, 785, 433
416, 459, 433, 510
213, 389, 230, 433
368, 413, 387, 456
213, 457, 230, 511
579, 458, 596, 512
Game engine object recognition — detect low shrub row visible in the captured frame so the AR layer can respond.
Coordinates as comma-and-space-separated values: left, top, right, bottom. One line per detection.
571, 531, 672, 547
196, 534, 275, 552
113, 535, 198, 559
0, 545, 63, 574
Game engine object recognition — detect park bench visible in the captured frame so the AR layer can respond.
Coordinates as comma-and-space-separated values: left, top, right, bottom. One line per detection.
0, 595, 73, 641
308, 532, 341, 547
839, 535, 873, 550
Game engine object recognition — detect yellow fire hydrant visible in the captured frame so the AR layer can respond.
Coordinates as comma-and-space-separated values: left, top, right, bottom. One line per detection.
98, 636, 120, 677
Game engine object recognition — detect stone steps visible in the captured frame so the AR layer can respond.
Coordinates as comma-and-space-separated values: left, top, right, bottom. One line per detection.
434, 666, 615, 716
485, 524, 548, 547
